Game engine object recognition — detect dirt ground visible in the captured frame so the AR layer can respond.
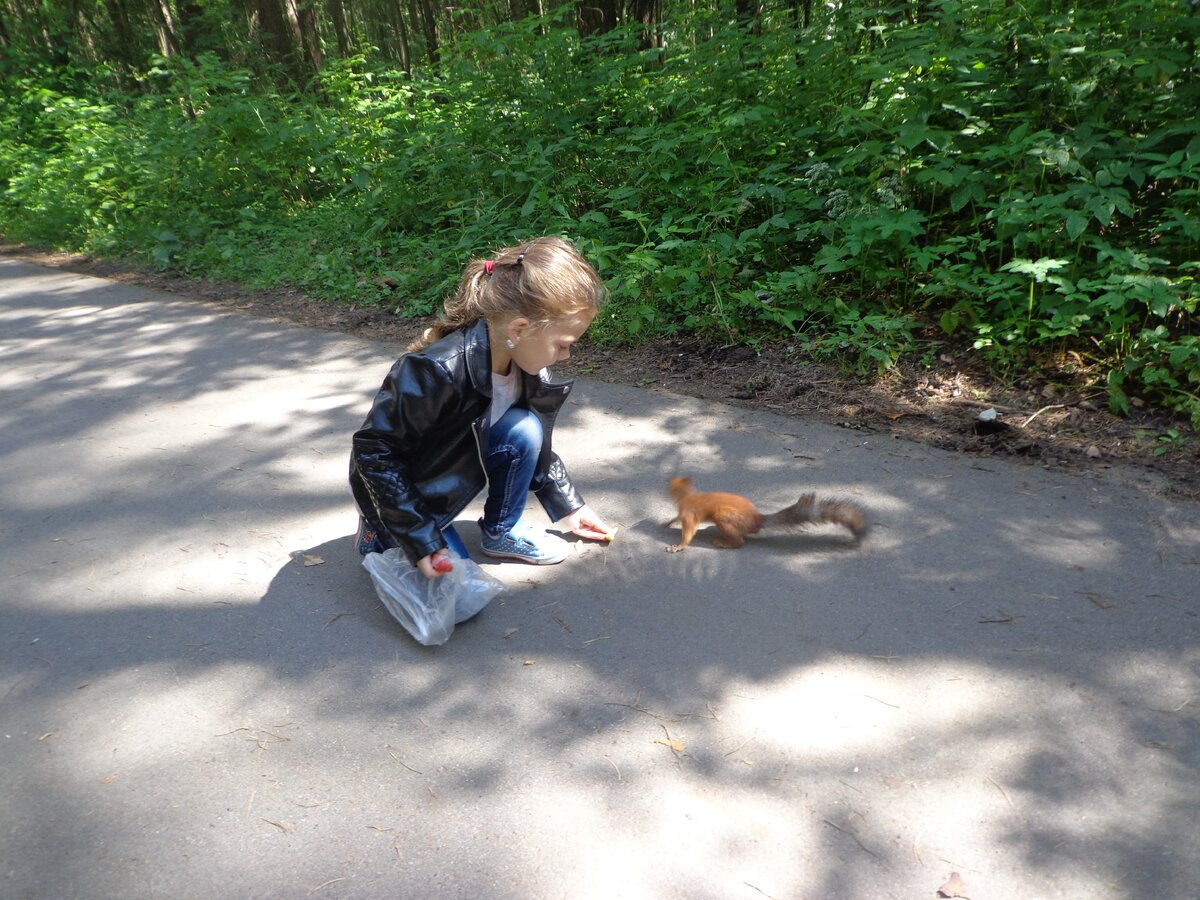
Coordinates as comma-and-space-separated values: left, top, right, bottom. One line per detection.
5, 243, 1198, 502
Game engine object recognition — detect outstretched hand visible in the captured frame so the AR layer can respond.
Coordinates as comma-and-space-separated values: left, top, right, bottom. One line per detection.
564, 504, 615, 542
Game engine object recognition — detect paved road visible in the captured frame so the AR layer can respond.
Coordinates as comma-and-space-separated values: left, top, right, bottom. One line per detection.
2, 257, 1198, 899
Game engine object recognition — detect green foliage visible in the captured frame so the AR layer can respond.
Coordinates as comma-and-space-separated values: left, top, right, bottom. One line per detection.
1153, 427, 1189, 456
0, 0, 1197, 427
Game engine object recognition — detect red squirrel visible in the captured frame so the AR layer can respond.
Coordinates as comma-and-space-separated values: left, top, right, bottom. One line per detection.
666, 476, 867, 551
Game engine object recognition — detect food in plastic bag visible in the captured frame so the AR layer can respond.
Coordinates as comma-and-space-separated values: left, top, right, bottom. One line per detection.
362, 548, 505, 646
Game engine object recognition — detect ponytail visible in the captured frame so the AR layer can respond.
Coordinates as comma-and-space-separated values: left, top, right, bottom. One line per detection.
409, 260, 491, 351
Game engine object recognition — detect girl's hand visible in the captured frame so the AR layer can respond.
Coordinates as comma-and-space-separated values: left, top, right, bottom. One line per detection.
564, 504, 615, 542
418, 549, 454, 578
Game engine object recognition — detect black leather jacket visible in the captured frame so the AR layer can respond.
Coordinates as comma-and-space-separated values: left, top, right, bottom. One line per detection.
349, 318, 584, 564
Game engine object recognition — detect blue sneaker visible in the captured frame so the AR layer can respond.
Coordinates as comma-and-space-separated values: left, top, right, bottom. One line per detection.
354, 516, 385, 556
479, 518, 569, 565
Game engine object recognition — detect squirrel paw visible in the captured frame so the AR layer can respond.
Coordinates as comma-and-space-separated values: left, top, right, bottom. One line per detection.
666, 544, 686, 553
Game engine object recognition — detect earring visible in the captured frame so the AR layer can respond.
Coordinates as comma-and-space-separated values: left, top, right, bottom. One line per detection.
505, 338, 516, 350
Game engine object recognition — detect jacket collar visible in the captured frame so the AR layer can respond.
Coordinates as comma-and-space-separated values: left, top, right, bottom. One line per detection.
463, 317, 493, 397
460, 317, 574, 398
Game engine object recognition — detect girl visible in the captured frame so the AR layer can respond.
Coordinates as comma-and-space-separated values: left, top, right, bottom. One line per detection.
350, 236, 614, 579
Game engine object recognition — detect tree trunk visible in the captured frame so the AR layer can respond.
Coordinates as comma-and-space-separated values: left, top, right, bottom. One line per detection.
244, 0, 311, 86
386, 0, 412, 74
629, 0, 662, 51
798, 0, 812, 29
286, 0, 324, 73
61, 0, 91, 64
327, 0, 352, 57
103, 0, 140, 68
412, 0, 439, 66
150, 0, 181, 57
576, 0, 618, 38
248, 0, 294, 63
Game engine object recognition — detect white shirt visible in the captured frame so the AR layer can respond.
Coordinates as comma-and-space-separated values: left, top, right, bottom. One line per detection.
490, 369, 520, 425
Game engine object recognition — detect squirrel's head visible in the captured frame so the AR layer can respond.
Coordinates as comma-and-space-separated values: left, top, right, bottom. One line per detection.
668, 476, 694, 500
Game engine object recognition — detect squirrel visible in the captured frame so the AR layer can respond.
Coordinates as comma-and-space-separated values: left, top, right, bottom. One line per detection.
665, 476, 867, 551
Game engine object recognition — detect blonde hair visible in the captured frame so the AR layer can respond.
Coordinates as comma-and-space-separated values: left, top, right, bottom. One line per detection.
409, 236, 605, 351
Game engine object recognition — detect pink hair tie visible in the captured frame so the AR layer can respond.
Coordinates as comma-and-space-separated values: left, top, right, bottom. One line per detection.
483, 260, 495, 275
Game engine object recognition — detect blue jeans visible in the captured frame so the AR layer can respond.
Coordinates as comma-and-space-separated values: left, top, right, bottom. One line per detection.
356, 407, 543, 557
480, 407, 543, 536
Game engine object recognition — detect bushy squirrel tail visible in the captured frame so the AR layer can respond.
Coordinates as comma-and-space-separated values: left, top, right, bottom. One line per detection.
760, 493, 868, 540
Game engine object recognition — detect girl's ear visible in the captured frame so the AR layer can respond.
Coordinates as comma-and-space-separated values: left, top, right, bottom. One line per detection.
505, 317, 531, 343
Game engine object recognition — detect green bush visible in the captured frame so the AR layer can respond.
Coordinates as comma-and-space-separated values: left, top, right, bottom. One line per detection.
0, 1, 1196, 425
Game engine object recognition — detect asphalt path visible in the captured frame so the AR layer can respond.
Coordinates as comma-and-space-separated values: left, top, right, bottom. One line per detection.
2, 257, 1199, 899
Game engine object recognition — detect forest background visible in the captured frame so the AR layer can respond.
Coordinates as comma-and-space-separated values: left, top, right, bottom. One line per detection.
1, 0, 1198, 429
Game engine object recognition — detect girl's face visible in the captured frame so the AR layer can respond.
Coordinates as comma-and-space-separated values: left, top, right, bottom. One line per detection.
503, 312, 594, 375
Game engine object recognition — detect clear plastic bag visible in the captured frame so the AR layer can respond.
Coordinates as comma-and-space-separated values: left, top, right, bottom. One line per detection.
362, 548, 505, 646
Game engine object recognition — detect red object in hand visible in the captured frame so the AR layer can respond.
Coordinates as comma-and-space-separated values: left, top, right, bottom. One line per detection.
432, 555, 454, 573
